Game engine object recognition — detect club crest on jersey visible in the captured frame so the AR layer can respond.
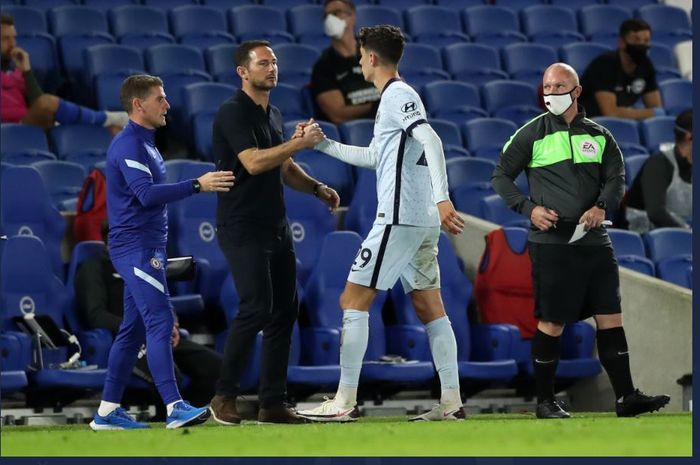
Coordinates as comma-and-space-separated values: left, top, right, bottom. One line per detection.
580, 139, 599, 158
401, 102, 417, 113
150, 257, 162, 269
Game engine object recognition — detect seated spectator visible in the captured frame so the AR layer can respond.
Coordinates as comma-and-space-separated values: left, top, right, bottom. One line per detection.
1, 14, 127, 133
75, 222, 222, 410
625, 110, 691, 232
580, 19, 665, 120
309, 0, 380, 124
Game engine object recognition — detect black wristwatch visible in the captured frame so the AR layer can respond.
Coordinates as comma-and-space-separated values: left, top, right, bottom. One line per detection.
595, 200, 607, 211
192, 179, 201, 194
313, 182, 325, 197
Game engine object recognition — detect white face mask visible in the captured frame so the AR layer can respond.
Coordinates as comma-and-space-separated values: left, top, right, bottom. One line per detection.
543, 88, 576, 116
324, 14, 347, 39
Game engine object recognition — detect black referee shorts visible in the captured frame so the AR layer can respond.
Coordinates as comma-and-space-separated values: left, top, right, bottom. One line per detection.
528, 242, 622, 324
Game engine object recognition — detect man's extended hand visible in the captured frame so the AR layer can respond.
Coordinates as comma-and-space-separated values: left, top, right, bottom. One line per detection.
197, 171, 235, 192
438, 200, 465, 235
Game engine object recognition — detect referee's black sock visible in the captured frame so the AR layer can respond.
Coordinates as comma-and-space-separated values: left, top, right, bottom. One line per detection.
531, 329, 561, 404
597, 326, 635, 401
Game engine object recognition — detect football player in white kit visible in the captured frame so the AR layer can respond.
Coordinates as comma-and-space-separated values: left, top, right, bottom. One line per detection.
296, 25, 466, 422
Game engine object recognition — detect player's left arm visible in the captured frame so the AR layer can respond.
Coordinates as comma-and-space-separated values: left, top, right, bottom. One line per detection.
282, 159, 340, 211
412, 123, 464, 235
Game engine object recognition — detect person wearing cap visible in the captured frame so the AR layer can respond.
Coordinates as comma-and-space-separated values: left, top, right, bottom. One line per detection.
625, 110, 692, 232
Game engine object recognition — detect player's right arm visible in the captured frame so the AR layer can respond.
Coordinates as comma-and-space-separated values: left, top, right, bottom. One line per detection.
294, 118, 379, 169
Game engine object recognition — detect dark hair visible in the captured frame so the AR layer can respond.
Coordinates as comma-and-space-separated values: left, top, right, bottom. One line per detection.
674, 109, 692, 142
619, 18, 651, 37
235, 40, 271, 68
323, 0, 356, 12
1, 14, 14, 26
120, 74, 163, 114
358, 25, 405, 66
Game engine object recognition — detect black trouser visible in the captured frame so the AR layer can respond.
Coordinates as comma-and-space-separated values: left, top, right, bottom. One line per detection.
215, 221, 299, 408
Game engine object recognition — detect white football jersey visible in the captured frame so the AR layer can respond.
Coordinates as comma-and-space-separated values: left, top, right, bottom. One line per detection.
371, 79, 439, 227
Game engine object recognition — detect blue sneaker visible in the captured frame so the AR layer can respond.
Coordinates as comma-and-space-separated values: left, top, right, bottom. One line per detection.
166, 400, 211, 429
90, 407, 150, 431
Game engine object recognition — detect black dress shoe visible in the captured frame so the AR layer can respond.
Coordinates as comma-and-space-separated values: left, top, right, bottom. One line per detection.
536, 399, 571, 419
258, 405, 312, 424
616, 389, 671, 417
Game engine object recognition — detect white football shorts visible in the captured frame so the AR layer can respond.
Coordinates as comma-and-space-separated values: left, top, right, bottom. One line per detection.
347, 224, 441, 292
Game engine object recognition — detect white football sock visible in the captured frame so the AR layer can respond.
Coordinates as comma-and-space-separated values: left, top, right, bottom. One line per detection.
97, 401, 120, 417
337, 309, 369, 406
425, 316, 461, 406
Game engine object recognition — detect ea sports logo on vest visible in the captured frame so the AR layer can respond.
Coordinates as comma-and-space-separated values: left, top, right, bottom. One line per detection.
198, 222, 215, 242
580, 139, 599, 159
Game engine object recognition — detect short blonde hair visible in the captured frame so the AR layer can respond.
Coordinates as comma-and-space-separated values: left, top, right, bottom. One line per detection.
120, 74, 163, 114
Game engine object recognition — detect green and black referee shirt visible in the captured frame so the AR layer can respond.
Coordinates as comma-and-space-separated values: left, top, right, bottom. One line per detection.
491, 107, 625, 246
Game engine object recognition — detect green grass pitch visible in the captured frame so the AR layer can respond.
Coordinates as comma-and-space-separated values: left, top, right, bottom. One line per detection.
1, 413, 691, 457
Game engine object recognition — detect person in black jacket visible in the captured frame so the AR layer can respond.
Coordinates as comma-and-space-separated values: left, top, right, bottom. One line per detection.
75, 223, 222, 412
626, 110, 692, 232
492, 62, 670, 419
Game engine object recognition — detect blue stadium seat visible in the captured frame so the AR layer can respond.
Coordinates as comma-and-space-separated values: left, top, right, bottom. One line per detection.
480, 194, 530, 228
623, 154, 648, 188
607, 0, 656, 8
261, 0, 314, 9
339, 119, 374, 147
1, 124, 53, 160
493, 0, 541, 11
203, 0, 254, 12
1, 5, 46, 33
462, 5, 526, 48
205, 43, 238, 83
170, 5, 227, 38
435, 0, 484, 9
84, 43, 144, 88
273, 43, 319, 87
0, 332, 30, 394
344, 168, 377, 238
145, 43, 207, 75
118, 33, 175, 53
286, 4, 325, 48
284, 187, 336, 286
560, 42, 612, 75
303, 231, 434, 386
640, 116, 675, 152
592, 117, 648, 158
481, 80, 543, 126
405, 6, 470, 48
521, 5, 585, 45
94, 70, 134, 111
229, 5, 293, 44
142, 0, 196, 9
648, 43, 679, 80
501, 43, 558, 86
22, 0, 74, 9
659, 79, 692, 116
180, 33, 235, 51
607, 228, 655, 276
446, 157, 496, 191
49, 124, 111, 171
16, 32, 61, 92
430, 119, 469, 159
0, 235, 110, 391
643, 227, 692, 264
442, 43, 508, 86
269, 83, 310, 121
376, 0, 428, 8
452, 182, 495, 217
0, 166, 65, 279
549, 0, 599, 9
193, 113, 216, 161
81, 0, 139, 12
423, 81, 487, 126
656, 255, 692, 289
400, 43, 451, 88
637, 4, 692, 48
287, 322, 341, 390
182, 82, 236, 124
462, 117, 517, 162
216, 273, 261, 391
109, 5, 172, 42
356, 5, 404, 30
578, 4, 632, 47
48, 5, 108, 37
31, 160, 86, 211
